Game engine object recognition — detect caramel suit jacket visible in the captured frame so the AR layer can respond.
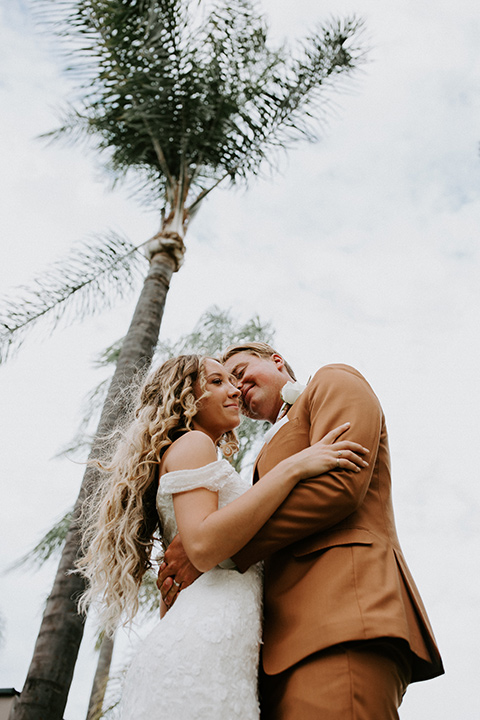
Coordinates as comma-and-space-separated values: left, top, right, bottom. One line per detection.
233, 364, 444, 681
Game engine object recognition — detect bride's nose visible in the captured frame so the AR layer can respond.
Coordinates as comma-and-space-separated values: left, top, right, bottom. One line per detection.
229, 384, 241, 397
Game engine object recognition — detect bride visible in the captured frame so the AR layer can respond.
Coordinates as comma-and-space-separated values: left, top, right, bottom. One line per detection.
77, 354, 367, 719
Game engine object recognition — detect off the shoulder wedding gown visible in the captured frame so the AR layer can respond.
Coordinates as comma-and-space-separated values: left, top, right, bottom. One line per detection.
119, 460, 263, 720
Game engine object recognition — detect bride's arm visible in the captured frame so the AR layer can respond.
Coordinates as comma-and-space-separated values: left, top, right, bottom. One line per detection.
167, 426, 367, 573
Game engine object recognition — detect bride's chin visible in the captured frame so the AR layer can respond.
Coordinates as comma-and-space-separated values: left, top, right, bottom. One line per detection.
220, 420, 240, 435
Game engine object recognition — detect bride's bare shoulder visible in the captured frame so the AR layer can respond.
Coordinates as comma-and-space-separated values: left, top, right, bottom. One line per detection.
162, 431, 217, 474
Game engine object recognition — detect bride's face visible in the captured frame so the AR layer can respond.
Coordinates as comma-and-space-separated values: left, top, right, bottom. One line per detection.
192, 359, 241, 442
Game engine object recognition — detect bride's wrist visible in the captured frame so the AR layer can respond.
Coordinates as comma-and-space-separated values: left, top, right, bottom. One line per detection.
277, 456, 301, 485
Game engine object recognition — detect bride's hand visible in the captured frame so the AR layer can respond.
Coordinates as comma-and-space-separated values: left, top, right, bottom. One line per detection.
293, 422, 369, 479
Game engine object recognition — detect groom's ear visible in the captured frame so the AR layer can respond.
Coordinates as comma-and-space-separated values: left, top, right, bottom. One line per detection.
271, 353, 285, 371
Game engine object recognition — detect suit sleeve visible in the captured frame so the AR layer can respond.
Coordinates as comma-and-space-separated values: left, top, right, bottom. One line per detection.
232, 366, 383, 571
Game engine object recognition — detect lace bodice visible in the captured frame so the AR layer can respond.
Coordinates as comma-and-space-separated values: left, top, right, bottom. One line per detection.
156, 459, 252, 546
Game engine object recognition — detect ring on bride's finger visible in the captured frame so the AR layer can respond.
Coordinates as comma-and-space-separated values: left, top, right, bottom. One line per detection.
337, 450, 343, 457
172, 579, 181, 588
336, 458, 340, 468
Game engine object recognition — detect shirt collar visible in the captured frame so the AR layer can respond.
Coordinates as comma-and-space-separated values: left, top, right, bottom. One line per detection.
263, 409, 290, 444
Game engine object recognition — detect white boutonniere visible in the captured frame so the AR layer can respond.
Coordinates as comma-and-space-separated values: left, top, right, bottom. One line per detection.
280, 380, 306, 405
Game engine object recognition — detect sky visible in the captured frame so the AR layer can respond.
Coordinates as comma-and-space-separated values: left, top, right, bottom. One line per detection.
0, 0, 479, 718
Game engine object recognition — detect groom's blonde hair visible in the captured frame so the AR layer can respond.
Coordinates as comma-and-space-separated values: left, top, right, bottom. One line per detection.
220, 342, 296, 381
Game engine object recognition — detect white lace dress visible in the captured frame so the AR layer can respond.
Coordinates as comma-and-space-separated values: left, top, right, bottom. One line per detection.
119, 460, 263, 720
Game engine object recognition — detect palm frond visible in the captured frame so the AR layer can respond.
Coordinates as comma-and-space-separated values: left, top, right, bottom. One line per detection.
155, 305, 274, 360
55, 376, 110, 460
34, 0, 366, 213
93, 338, 124, 368
0, 233, 146, 363
221, 17, 366, 180
13, 511, 73, 569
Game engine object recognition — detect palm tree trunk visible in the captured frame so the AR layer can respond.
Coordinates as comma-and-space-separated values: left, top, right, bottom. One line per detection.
11, 249, 178, 720
85, 634, 115, 720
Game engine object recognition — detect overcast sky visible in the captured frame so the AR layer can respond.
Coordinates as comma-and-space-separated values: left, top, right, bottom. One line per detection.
1, 0, 479, 718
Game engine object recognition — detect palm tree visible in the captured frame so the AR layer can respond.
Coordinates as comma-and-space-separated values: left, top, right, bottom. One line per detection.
4, 2, 365, 718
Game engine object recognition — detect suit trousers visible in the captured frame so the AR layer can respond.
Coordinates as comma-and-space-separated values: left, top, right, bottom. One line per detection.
260, 639, 412, 720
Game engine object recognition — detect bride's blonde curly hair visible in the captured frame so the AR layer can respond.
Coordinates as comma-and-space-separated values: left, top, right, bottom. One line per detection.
77, 354, 238, 633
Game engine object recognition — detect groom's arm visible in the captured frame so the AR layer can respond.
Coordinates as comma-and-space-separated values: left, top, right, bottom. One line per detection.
232, 365, 383, 571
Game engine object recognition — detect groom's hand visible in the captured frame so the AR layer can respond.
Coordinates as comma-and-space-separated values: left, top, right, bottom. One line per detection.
157, 534, 202, 608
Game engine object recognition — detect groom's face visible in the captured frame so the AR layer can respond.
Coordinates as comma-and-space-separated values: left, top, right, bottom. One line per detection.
223, 351, 286, 423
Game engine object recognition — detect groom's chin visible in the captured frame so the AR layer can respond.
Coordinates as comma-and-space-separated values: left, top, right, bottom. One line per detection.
239, 400, 256, 420
242, 406, 264, 422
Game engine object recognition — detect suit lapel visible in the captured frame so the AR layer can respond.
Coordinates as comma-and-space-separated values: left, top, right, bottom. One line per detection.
252, 441, 269, 484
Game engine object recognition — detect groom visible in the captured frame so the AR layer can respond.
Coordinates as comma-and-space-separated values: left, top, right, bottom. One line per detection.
159, 343, 444, 718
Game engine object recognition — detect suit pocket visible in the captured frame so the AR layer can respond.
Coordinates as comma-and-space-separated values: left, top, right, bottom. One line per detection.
292, 528, 374, 557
